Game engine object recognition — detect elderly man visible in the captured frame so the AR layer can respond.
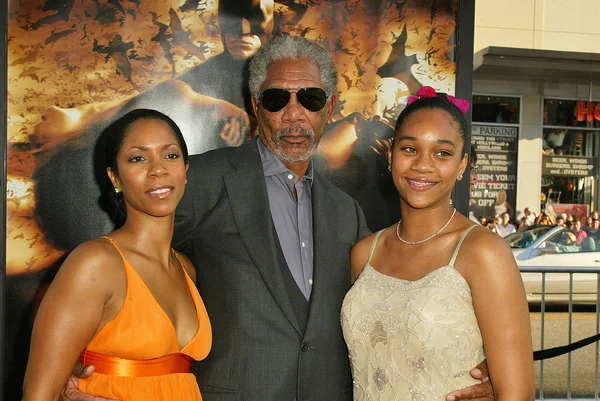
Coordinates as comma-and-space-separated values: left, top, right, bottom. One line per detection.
61, 36, 493, 401
172, 35, 369, 401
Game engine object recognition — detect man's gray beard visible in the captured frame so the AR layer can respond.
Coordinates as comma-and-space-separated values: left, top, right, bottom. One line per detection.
273, 126, 319, 164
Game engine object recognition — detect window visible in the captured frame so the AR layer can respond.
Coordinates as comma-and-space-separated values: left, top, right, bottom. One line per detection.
472, 96, 520, 124
542, 128, 586, 156
544, 98, 600, 129
542, 98, 599, 211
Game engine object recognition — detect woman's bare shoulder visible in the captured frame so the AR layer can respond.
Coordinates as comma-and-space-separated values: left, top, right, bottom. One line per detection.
58, 238, 124, 282
69, 237, 121, 261
352, 228, 392, 260
463, 225, 511, 250
353, 230, 380, 252
351, 227, 391, 282
458, 224, 518, 276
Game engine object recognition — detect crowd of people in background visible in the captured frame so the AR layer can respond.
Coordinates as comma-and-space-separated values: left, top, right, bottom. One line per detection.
475, 207, 600, 245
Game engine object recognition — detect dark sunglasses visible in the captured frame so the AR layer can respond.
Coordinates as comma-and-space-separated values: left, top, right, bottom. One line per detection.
259, 88, 327, 113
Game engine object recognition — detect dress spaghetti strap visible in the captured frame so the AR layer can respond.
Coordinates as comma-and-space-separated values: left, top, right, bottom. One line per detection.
367, 230, 385, 265
101, 236, 127, 260
448, 225, 478, 266
172, 250, 185, 270
171, 250, 194, 282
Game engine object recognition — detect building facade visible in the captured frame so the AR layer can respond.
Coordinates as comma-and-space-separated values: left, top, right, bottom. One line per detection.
472, 0, 600, 222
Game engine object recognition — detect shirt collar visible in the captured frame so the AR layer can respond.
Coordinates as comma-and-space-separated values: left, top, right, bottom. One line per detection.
257, 137, 314, 182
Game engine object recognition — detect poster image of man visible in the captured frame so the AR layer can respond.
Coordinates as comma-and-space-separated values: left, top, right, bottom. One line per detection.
178, 0, 275, 115
5, 1, 458, 398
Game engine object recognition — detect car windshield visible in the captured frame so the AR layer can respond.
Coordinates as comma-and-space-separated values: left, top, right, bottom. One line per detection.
505, 226, 555, 248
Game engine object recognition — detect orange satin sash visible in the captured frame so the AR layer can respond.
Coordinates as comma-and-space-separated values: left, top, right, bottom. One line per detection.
79, 349, 194, 377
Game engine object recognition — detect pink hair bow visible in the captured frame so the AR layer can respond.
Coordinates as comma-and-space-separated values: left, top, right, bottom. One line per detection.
406, 86, 470, 114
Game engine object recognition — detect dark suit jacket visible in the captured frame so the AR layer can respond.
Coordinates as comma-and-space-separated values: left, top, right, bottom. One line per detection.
174, 138, 370, 401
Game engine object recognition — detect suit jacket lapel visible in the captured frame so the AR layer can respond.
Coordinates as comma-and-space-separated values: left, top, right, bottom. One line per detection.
308, 173, 343, 317
223, 140, 302, 335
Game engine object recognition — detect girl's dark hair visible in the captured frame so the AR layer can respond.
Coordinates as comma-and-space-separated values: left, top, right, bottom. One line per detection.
104, 109, 189, 224
393, 94, 469, 155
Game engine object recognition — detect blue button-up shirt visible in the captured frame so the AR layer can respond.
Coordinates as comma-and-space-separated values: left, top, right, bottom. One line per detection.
257, 138, 314, 300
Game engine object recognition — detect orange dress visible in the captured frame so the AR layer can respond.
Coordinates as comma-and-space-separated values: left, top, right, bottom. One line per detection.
78, 237, 212, 400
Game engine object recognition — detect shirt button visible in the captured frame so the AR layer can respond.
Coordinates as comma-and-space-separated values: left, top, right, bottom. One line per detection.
309, 279, 313, 285
287, 173, 294, 180
301, 342, 310, 352
301, 242, 306, 248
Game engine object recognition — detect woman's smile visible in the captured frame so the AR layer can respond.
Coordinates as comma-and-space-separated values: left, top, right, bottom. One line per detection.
404, 177, 438, 191
146, 185, 175, 199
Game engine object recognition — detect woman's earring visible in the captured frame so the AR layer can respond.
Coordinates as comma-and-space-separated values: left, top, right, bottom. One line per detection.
185, 179, 188, 184
388, 165, 392, 171
450, 198, 453, 206
115, 188, 121, 194
458, 174, 463, 180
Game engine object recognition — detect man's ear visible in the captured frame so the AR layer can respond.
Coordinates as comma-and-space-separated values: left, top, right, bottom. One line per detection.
251, 96, 259, 116
326, 94, 337, 121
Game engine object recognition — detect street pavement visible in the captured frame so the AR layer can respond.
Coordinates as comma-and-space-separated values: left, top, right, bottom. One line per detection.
530, 305, 599, 399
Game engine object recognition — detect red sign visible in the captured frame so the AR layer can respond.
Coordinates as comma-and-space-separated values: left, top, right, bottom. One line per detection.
547, 203, 589, 221
576, 101, 600, 122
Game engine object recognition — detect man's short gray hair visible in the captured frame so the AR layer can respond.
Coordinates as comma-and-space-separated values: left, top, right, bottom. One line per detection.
249, 35, 338, 100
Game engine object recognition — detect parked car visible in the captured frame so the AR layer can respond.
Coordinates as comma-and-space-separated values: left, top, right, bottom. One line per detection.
504, 225, 600, 303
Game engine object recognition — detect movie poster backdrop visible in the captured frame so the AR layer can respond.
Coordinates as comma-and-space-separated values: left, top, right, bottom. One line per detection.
5, 1, 459, 397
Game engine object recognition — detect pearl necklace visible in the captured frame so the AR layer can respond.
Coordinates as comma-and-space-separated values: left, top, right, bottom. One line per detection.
396, 208, 457, 245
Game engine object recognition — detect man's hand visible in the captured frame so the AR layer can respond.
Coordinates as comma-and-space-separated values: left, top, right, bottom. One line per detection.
60, 363, 118, 401
446, 360, 494, 401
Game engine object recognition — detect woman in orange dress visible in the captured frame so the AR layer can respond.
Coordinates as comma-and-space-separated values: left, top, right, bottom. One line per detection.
23, 109, 211, 401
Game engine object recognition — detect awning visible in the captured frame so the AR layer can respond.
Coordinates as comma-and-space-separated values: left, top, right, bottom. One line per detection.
474, 46, 600, 81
